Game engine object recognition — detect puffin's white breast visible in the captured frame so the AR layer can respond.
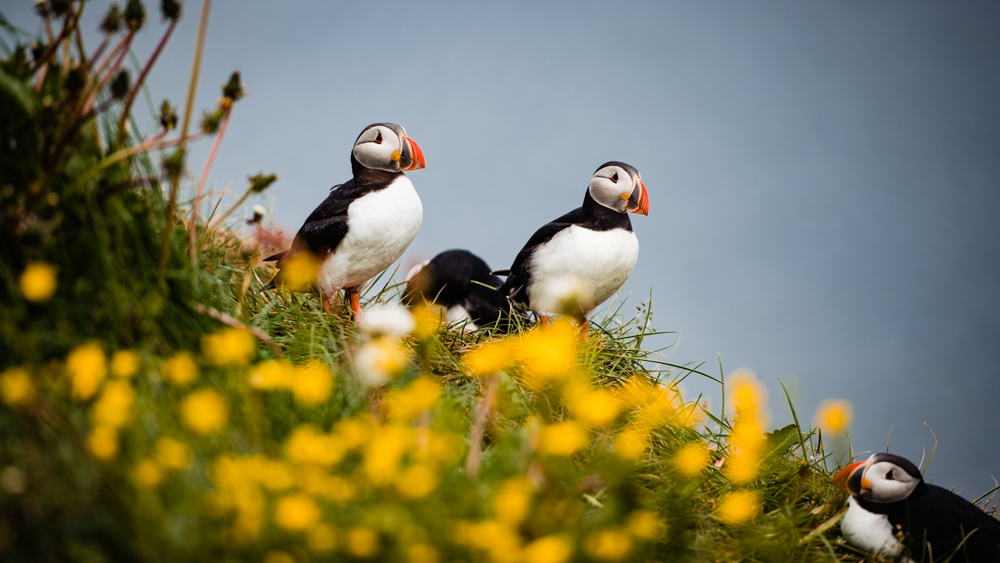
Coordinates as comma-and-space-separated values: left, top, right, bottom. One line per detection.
319, 176, 422, 292
841, 497, 909, 560
527, 226, 638, 317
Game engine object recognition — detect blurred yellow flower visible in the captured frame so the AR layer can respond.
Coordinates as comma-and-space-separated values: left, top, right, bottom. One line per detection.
395, 463, 439, 500
0, 367, 35, 407
363, 424, 413, 485
584, 529, 632, 562
625, 509, 665, 540
19, 261, 57, 303
263, 551, 295, 563
814, 398, 854, 433
202, 328, 255, 367
308, 524, 338, 553
464, 338, 515, 376
110, 350, 140, 378
613, 427, 649, 461
725, 369, 769, 484
537, 421, 588, 456
134, 458, 164, 488
162, 352, 198, 386
406, 543, 440, 563
728, 368, 769, 427
673, 442, 711, 478
154, 437, 190, 472
385, 375, 440, 420
274, 493, 321, 531
411, 304, 443, 341
66, 341, 107, 401
90, 380, 135, 429
292, 360, 333, 406
565, 383, 623, 427
523, 535, 573, 563
519, 320, 577, 383
334, 416, 372, 450
494, 476, 534, 524
285, 425, 344, 467
248, 359, 294, 390
87, 425, 118, 461
345, 527, 380, 559
180, 388, 228, 435
716, 490, 761, 525
353, 337, 410, 387
277, 252, 320, 291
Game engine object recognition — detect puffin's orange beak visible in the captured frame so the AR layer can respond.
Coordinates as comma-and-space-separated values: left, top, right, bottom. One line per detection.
627, 179, 649, 215
400, 136, 425, 171
833, 460, 869, 495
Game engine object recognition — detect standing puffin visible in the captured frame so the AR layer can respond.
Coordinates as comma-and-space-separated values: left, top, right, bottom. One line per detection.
265, 123, 426, 319
403, 249, 519, 331
833, 452, 1000, 562
495, 161, 649, 337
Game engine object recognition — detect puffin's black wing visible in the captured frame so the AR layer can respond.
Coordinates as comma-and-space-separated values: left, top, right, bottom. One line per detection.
499, 207, 583, 309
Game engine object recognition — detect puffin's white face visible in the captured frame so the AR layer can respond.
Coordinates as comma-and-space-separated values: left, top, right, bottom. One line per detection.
833, 453, 923, 503
352, 123, 425, 173
588, 162, 649, 215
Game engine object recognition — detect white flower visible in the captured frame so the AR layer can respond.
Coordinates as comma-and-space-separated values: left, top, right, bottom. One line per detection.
362, 303, 415, 338
537, 275, 594, 317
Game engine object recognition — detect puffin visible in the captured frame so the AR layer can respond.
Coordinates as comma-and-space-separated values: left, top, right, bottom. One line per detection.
495, 161, 649, 338
403, 249, 519, 331
833, 452, 1000, 562
265, 123, 425, 319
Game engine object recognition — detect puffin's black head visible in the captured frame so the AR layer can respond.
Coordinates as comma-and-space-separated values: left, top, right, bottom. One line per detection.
833, 453, 924, 503
352, 123, 425, 173
588, 161, 649, 216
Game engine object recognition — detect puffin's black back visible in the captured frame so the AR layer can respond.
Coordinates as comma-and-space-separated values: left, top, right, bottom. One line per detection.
857, 483, 1000, 562
405, 249, 517, 331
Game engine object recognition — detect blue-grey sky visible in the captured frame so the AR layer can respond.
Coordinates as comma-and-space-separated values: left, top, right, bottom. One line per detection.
8, 1, 1000, 496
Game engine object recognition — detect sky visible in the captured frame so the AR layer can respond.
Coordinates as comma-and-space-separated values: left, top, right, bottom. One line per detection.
7, 1, 1000, 497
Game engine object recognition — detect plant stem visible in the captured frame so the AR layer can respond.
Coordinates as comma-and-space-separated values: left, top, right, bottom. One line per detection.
118, 18, 178, 136
189, 106, 232, 263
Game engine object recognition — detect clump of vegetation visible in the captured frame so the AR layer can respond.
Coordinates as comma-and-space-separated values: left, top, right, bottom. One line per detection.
2, 2, 995, 562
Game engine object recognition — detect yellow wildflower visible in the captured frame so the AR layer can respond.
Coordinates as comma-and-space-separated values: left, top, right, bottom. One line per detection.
202, 328, 255, 367
292, 360, 334, 406
345, 527, 380, 559
0, 367, 35, 407
274, 493, 321, 531
537, 421, 588, 456
464, 338, 515, 376
584, 529, 632, 562
716, 490, 761, 525
134, 458, 164, 488
395, 463, 439, 500
625, 509, 665, 540
411, 304, 443, 341
385, 375, 440, 420
565, 382, 623, 427
406, 543, 440, 563
180, 388, 228, 435
362, 424, 413, 485
248, 359, 294, 390
519, 319, 578, 383
334, 416, 372, 450
494, 476, 534, 524
110, 350, 140, 378
613, 427, 649, 461
814, 398, 854, 433
286, 425, 344, 467
277, 252, 320, 291
162, 352, 198, 386
523, 535, 573, 563
66, 341, 106, 401
87, 425, 118, 461
154, 437, 190, 472
673, 442, 711, 478
323, 475, 357, 503
19, 261, 57, 303
90, 380, 135, 429
308, 524, 338, 552
728, 368, 769, 427
725, 369, 769, 484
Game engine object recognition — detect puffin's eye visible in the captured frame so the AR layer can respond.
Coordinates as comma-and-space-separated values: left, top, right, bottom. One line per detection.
885, 469, 895, 480
611, 172, 619, 183
375, 131, 383, 144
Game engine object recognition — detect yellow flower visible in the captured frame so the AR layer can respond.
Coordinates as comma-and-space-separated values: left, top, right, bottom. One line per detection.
202, 328, 255, 367
90, 380, 135, 429
154, 437, 190, 472
625, 509, 665, 540
523, 535, 573, 563
277, 252, 320, 291
362, 424, 413, 485
411, 304, 443, 341
353, 337, 410, 387
66, 341, 106, 401
109, 350, 140, 378
162, 352, 198, 386
285, 425, 344, 467
19, 262, 57, 303
673, 442, 711, 478
464, 338, 515, 376
584, 529, 632, 562
814, 398, 854, 433
537, 421, 588, 456
395, 463, 439, 500
725, 369, 769, 484
345, 527, 380, 559
716, 490, 761, 525
565, 383, 623, 427
385, 375, 440, 420
613, 427, 649, 461
248, 359, 294, 390
308, 524, 338, 552
334, 416, 372, 450
292, 360, 334, 406
87, 425, 118, 461
406, 543, 440, 563
274, 493, 321, 531
494, 476, 534, 524
519, 320, 578, 383
728, 368, 769, 427
134, 458, 164, 488
0, 367, 35, 407
180, 388, 228, 435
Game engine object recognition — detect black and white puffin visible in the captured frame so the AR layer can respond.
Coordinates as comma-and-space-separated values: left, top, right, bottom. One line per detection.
265, 123, 425, 319
403, 249, 519, 331
495, 161, 649, 337
833, 452, 1000, 562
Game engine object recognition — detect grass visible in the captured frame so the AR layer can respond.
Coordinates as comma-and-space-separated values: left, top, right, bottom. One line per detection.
2, 2, 997, 562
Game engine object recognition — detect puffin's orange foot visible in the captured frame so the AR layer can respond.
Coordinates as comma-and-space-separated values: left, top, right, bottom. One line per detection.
580, 318, 589, 342
348, 290, 362, 324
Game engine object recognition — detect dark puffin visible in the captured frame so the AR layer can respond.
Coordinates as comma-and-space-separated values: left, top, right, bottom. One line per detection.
403, 249, 519, 331
833, 452, 1000, 562
495, 161, 649, 337
265, 123, 425, 319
